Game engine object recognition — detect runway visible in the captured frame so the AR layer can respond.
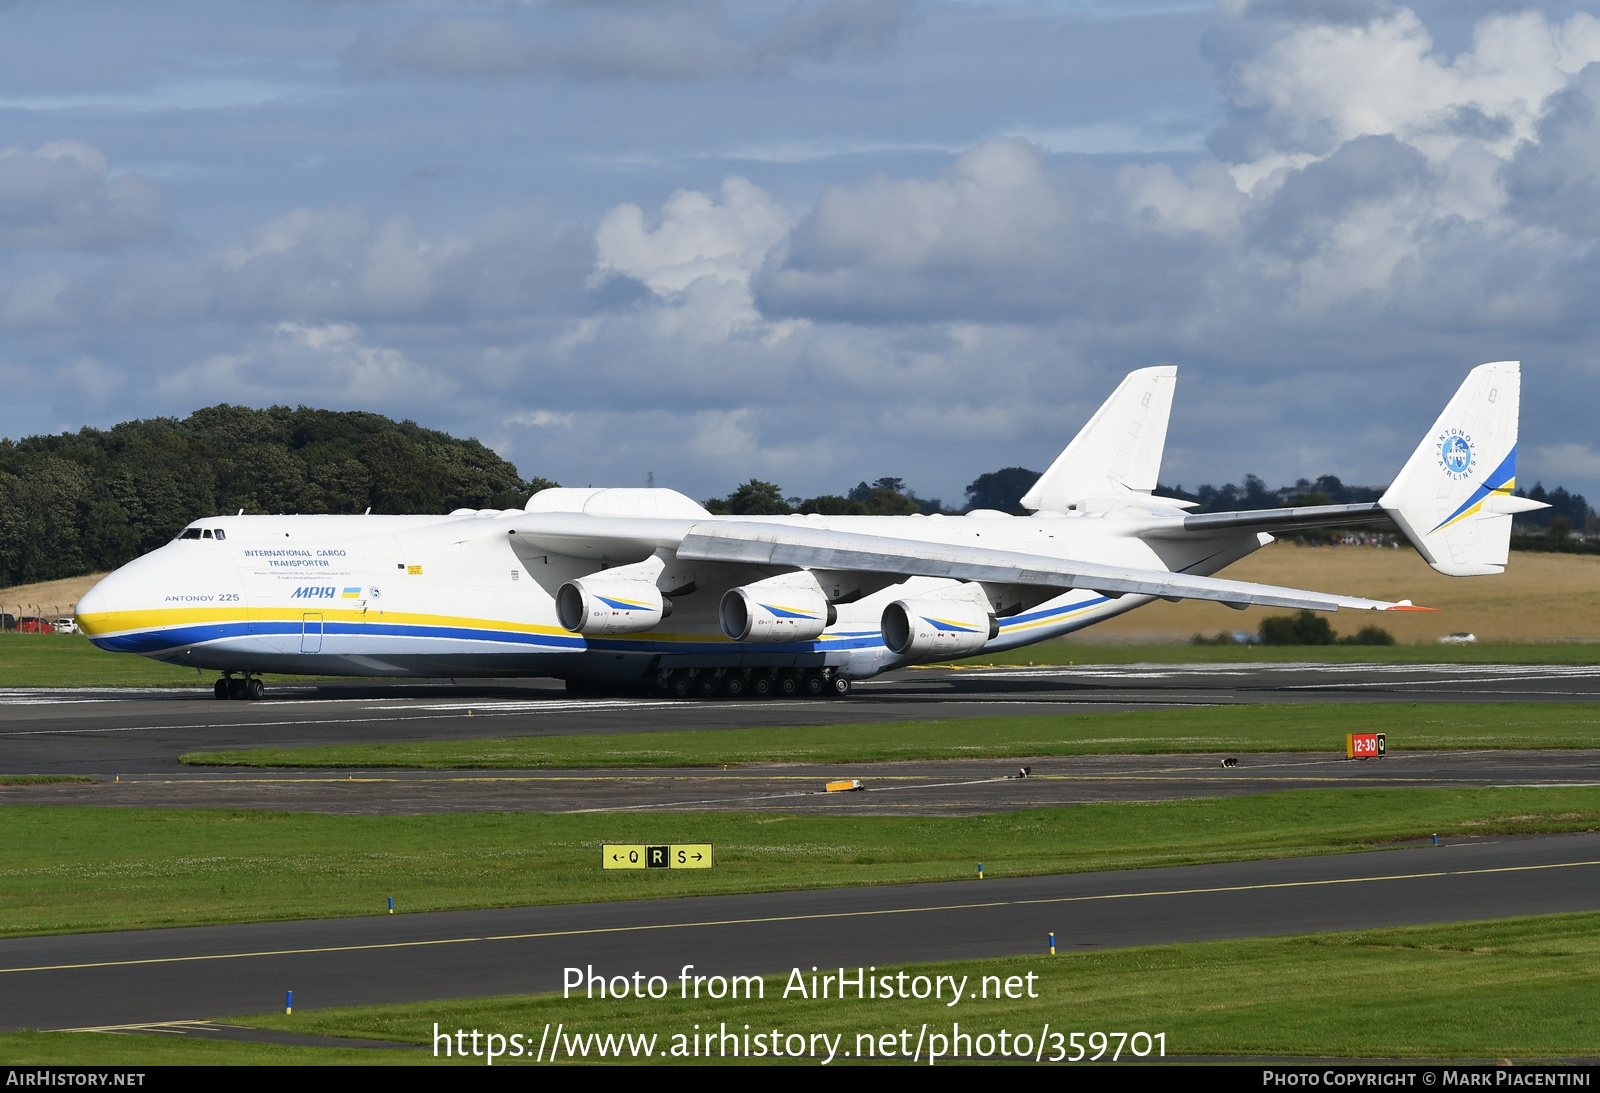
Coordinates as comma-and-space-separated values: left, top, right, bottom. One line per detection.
2, 661, 1598, 777
5, 831, 1598, 1032
9, 749, 1600, 815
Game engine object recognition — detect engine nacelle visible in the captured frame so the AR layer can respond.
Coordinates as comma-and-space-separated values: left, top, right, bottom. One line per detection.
556, 577, 669, 635
881, 595, 998, 659
720, 574, 835, 642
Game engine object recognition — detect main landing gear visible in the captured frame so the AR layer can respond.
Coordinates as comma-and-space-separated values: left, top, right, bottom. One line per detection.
215, 673, 264, 701
658, 667, 851, 699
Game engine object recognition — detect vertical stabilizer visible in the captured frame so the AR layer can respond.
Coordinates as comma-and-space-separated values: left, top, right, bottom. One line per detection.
1020, 366, 1177, 512
1380, 362, 1545, 576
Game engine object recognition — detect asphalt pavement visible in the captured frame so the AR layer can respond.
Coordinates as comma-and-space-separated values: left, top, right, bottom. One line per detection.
5, 831, 1597, 1032
3, 661, 1597, 776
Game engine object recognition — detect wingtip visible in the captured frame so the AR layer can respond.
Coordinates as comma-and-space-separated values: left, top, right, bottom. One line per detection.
1385, 604, 1439, 612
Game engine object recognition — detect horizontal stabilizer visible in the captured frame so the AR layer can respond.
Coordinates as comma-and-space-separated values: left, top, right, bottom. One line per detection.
1143, 502, 1391, 539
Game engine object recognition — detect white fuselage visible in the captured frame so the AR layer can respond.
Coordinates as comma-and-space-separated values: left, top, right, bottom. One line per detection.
75, 502, 1264, 682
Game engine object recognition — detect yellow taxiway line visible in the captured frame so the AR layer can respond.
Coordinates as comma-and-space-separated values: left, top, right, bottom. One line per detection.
6, 857, 1597, 977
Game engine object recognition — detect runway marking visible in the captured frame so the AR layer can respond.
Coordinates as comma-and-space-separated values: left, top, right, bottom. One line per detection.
57, 1020, 253, 1036
8, 856, 1599, 978
1495, 783, 1600, 788
562, 775, 1020, 812
0, 699, 1232, 738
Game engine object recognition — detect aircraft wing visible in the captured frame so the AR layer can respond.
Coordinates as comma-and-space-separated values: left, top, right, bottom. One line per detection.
673, 521, 1429, 613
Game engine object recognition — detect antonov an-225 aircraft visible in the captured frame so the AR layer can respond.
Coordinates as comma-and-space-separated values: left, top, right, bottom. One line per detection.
77, 362, 1544, 700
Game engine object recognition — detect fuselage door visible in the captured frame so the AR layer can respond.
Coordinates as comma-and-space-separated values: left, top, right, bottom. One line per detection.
301, 613, 324, 653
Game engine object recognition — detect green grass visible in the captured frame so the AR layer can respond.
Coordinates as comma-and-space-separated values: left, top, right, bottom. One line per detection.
0, 634, 213, 687
957, 640, 1600, 665
182, 702, 1600, 769
0, 1033, 401, 1066
9, 914, 1599, 1063
0, 775, 92, 785
3, 788, 1598, 937
231, 913, 1600, 1061
0, 633, 350, 687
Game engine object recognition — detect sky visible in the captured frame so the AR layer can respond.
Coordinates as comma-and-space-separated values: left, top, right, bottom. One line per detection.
1, 0, 1597, 508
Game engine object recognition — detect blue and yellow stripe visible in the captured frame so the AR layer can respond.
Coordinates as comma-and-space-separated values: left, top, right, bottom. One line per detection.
1429, 445, 1517, 535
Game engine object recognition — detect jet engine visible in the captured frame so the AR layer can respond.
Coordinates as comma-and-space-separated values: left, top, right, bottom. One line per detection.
556, 577, 669, 635
881, 592, 998, 659
720, 573, 836, 642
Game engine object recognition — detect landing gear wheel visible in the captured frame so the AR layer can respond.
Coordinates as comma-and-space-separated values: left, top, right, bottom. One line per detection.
751, 674, 773, 697
777, 673, 799, 697
214, 678, 229, 700
828, 676, 851, 697
722, 673, 746, 697
246, 678, 265, 701
695, 673, 719, 698
802, 671, 826, 697
668, 673, 693, 698
227, 678, 247, 701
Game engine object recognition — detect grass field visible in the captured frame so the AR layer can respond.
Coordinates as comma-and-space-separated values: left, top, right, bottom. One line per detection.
5, 913, 1598, 1063
960, 641, 1600, 665
0, 633, 351, 687
226, 911, 1600, 1061
181, 702, 1600, 769
0, 572, 104, 621
3, 787, 1598, 937
1050, 543, 1600, 645
0, 633, 214, 687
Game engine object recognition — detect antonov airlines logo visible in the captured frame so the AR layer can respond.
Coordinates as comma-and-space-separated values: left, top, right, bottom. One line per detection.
1437, 429, 1474, 479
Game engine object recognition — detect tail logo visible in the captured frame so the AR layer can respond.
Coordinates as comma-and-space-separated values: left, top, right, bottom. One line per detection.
1438, 430, 1474, 479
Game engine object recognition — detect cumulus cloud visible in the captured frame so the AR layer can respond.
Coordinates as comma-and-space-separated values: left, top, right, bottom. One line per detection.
41, 201, 595, 329
156, 322, 458, 411
595, 176, 792, 295
344, 0, 904, 83
1212, 6, 1600, 191
749, 3, 1600, 338
0, 141, 165, 250
755, 140, 1211, 323
1505, 63, 1600, 236
11, 1, 1600, 505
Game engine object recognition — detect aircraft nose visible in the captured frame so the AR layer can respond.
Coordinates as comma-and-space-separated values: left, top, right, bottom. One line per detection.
75, 554, 161, 646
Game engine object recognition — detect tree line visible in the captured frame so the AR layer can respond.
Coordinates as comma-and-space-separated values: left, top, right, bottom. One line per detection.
0, 405, 550, 587
708, 468, 1594, 527
4, 402, 1594, 589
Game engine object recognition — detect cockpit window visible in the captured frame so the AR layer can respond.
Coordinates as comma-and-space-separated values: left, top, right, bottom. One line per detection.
213, 529, 226, 541
202, 529, 213, 539
178, 528, 202, 540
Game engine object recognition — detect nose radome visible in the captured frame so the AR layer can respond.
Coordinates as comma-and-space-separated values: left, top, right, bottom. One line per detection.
75, 567, 135, 635
74, 548, 173, 635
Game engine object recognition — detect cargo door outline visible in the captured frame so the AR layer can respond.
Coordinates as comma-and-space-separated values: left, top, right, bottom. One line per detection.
301, 613, 324, 653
